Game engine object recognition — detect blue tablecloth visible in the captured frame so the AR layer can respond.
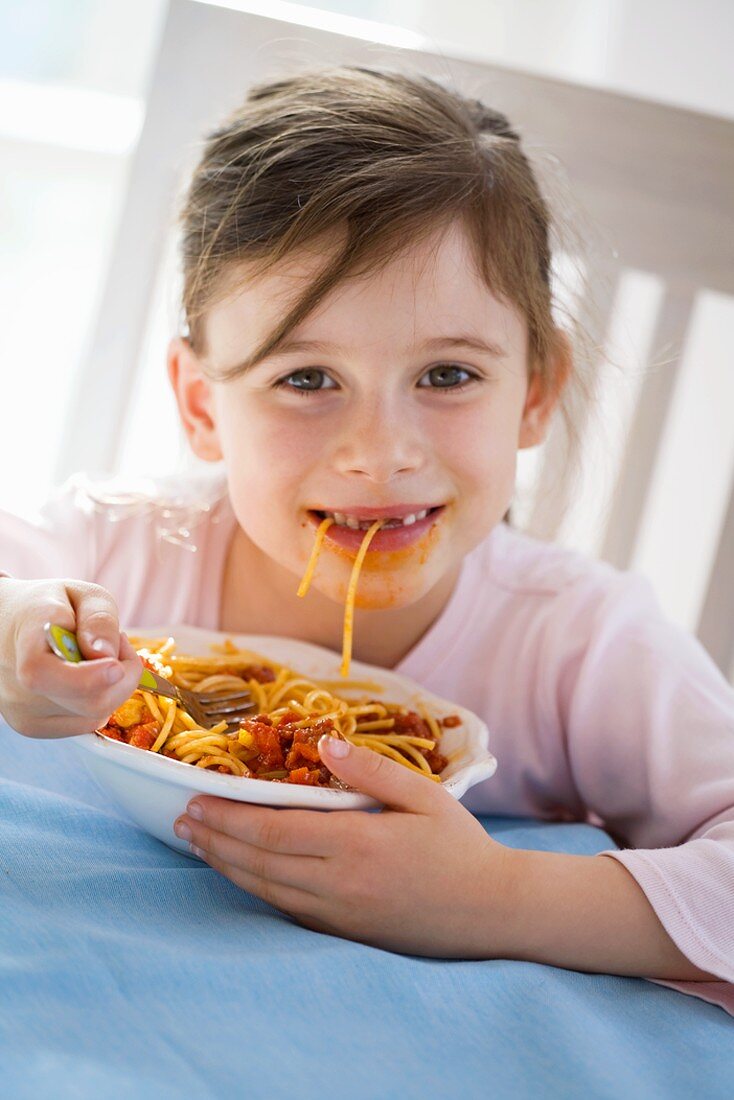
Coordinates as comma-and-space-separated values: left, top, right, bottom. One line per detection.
1, 721, 732, 1100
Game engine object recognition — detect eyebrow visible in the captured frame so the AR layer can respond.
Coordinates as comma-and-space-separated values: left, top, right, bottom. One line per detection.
216, 333, 508, 378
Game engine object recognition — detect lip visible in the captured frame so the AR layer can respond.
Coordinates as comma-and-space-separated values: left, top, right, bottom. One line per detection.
307, 506, 445, 552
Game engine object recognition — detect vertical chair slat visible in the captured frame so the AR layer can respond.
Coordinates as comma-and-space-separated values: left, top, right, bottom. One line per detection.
697, 476, 734, 680
524, 264, 619, 543
600, 287, 694, 570
51, 5, 196, 484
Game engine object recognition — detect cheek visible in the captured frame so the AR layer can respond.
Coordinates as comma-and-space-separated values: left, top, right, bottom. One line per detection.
219, 401, 323, 503
435, 402, 518, 491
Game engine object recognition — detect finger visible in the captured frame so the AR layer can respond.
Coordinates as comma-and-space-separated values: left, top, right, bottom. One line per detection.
176, 818, 327, 893
184, 798, 343, 857
46, 654, 143, 721
66, 582, 123, 659
17, 604, 127, 696
318, 735, 445, 814
196, 849, 322, 919
16, 634, 142, 719
14, 584, 79, 657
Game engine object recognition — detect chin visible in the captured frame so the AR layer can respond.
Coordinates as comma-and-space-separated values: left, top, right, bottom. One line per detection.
321, 569, 441, 612
350, 589, 423, 612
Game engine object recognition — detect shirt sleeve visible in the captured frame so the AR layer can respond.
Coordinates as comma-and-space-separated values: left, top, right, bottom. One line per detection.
0, 477, 99, 581
0, 471, 232, 629
548, 570, 734, 984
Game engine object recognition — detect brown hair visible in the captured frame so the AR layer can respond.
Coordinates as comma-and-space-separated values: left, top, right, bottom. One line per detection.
178, 66, 563, 387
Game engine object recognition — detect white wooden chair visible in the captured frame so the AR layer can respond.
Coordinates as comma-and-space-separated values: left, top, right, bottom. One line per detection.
55, 0, 734, 682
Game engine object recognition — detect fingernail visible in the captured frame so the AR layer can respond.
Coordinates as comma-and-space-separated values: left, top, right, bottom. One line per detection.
105, 665, 125, 684
190, 845, 205, 859
174, 819, 192, 841
187, 801, 204, 820
320, 734, 350, 758
91, 638, 116, 657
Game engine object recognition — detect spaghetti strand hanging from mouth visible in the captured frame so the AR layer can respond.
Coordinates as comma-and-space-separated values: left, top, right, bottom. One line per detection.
296, 515, 385, 677
339, 518, 384, 677
296, 514, 334, 597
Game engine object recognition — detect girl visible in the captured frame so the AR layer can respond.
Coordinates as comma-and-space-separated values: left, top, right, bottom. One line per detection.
1, 67, 732, 1015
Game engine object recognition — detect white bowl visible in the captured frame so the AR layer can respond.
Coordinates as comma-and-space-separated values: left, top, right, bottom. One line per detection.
73, 626, 497, 856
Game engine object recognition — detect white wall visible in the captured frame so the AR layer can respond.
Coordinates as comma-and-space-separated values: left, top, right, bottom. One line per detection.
282, 0, 734, 120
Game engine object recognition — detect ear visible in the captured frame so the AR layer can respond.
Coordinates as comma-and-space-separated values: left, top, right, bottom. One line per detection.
518, 329, 572, 449
167, 336, 223, 462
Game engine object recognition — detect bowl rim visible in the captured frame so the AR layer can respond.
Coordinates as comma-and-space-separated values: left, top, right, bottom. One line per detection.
74, 625, 498, 810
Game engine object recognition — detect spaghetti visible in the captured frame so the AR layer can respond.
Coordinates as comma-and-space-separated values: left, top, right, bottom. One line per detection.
296, 514, 335, 597
98, 636, 454, 787
296, 516, 385, 678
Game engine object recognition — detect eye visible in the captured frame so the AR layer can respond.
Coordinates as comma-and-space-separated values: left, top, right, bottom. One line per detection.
418, 364, 478, 391
272, 368, 337, 396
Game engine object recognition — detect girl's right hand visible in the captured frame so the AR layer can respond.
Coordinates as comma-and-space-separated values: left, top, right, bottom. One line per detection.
0, 578, 143, 738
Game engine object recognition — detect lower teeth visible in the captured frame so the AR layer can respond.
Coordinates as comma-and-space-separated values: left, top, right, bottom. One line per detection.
344, 518, 416, 530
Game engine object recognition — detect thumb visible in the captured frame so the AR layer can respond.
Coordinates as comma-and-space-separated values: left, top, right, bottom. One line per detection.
67, 582, 122, 660
318, 734, 442, 813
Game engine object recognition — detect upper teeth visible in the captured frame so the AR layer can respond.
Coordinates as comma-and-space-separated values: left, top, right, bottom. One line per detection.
325, 508, 431, 530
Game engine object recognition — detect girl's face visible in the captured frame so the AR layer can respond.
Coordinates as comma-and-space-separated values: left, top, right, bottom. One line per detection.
171, 221, 563, 611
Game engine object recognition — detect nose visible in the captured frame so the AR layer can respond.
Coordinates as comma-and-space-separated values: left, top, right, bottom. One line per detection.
331, 394, 425, 483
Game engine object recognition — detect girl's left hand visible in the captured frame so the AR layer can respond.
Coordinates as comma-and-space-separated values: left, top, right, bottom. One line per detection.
174, 734, 515, 957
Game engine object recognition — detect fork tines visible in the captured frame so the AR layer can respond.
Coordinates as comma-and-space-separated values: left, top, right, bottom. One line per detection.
197, 690, 252, 705
198, 691, 255, 720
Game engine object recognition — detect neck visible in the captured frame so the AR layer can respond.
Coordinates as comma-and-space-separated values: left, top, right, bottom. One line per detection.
218, 524, 461, 670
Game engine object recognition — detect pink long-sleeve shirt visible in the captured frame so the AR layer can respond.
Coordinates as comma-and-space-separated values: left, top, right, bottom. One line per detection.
2, 473, 733, 1015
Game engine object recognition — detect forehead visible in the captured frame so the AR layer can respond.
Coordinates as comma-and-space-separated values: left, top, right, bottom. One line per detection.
204, 220, 526, 361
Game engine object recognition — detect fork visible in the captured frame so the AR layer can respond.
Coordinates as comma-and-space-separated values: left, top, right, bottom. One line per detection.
45, 623, 256, 732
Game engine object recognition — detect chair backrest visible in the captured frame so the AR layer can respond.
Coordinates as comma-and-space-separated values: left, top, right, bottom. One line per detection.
55, 0, 734, 682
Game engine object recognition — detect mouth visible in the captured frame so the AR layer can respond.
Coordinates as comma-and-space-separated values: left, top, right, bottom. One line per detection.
306, 505, 446, 552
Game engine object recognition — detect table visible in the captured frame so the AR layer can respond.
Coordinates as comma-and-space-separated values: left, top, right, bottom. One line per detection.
1, 722, 732, 1099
